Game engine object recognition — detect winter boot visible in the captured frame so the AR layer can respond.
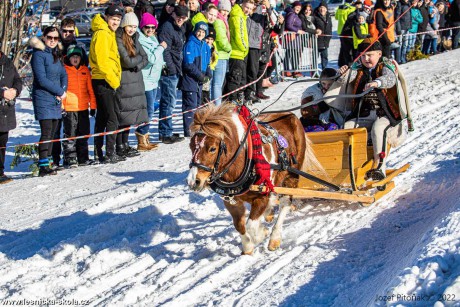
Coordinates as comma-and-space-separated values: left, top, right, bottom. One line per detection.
64, 157, 79, 168
0, 173, 13, 184
124, 143, 141, 157
102, 154, 125, 164
39, 166, 57, 177
135, 132, 159, 151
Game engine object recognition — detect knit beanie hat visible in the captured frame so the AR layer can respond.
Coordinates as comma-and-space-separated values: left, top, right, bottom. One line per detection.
217, 0, 231, 12
358, 38, 382, 53
140, 12, 158, 29
206, 24, 216, 40
359, 11, 368, 19
67, 45, 83, 58
194, 21, 208, 36
364, 0, 373, 9
121, 12, 139, 28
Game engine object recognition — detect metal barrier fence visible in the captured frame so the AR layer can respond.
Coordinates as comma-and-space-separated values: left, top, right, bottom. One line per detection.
276, 31, 320, 77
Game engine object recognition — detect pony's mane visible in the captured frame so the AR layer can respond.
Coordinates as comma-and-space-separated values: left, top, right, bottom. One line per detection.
191, 103, 236, 140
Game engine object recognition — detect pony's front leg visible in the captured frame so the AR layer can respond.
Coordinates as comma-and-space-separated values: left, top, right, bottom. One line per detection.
264, 193, 278, 223
268, 196, 292, 251
224, 200, 254, 255
246, 198, 270, 249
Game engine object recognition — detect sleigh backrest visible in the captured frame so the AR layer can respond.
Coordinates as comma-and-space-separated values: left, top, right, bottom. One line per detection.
299, 128, 370, 189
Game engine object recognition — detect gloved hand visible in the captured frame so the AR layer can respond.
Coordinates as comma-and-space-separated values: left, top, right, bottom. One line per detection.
319, 110, 330, 124
61, 109, 68, 117
90, 109, 96, 117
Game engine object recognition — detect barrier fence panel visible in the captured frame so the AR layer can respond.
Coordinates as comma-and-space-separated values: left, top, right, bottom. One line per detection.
276, 31, 320, 77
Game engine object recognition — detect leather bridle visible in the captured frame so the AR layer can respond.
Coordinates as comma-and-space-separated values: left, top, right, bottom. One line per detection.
188, 117, 256, 196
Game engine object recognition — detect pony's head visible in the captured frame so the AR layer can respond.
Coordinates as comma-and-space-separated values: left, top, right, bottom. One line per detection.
187, 104, 236, 192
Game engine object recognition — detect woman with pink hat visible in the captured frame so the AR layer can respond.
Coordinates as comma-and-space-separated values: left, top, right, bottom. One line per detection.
136, 12, 168, 150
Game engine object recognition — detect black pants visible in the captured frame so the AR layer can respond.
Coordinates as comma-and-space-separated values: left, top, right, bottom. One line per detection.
245, 48, 260, 96
39, 119, 59, 161
338, 37, 354, 67
62, 110, 90, 163
92, 79, 119, 156
0, 131, 8, 175
116, 126, 130, 145
266, 53, 277, 78
51, 119, 62, 165
225, 57, 247, 101
380, 42, 391, 58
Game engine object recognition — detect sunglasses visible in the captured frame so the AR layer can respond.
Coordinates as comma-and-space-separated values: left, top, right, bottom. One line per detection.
46, 35, 60, 41
144, 26, 156, 30
62, 29, 75, 34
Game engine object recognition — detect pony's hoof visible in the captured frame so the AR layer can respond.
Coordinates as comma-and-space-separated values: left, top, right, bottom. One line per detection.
265, 214, 275, 223
264, 227, 270, 238
268, 239, 281, 251
241, 249, 254, 256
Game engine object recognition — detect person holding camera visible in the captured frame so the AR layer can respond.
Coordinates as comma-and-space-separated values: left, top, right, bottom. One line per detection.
0, 51, 22, 183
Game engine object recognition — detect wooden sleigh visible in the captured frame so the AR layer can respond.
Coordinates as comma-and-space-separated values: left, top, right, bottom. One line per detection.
250, 128, 409, 205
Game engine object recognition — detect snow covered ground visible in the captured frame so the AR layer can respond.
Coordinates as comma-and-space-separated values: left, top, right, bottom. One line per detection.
1, 40, 459, 306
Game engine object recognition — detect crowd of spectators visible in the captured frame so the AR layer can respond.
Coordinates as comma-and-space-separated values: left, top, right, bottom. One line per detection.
0, 0, 459, 181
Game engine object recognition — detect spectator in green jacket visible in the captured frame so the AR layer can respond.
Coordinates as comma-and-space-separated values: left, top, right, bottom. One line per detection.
212, 0, 232, 105
224, 0, 255, 102
336, 0, 356, 67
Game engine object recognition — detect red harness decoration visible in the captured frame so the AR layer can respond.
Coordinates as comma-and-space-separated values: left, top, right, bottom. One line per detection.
238, 105, 275, 194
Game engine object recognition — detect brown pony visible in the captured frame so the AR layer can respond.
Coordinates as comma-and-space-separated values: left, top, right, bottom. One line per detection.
187, 104, 318, 254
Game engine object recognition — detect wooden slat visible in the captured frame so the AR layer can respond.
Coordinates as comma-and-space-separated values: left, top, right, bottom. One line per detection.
249, 186, 375, 204
311, 142, 368, 157
371, 164, 410, 187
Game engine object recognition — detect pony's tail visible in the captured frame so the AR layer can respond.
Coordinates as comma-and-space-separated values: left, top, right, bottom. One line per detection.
302, 135, 327, 177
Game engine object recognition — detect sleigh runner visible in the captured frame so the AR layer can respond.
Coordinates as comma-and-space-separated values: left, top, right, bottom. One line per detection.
249, 127, 410, 205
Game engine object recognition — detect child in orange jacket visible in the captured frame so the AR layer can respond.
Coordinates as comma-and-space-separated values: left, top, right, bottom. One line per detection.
62, 45, 96, 167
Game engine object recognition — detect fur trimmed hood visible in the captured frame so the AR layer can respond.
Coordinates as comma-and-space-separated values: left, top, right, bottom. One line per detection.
28, 36, 63, 51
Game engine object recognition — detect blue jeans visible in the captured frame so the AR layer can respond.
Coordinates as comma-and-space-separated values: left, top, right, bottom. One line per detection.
211, 59, 228, 106
318, 48, 328, 70
407, 33, 416, 53
158, 74, 178, 137
399, 30, 409, 63
422, 37, 437, 54
452, 22, 460, 49
136, 88, 158, 135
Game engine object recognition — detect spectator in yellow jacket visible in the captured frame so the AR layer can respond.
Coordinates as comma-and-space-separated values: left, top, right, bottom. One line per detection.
89, 5, 124, 164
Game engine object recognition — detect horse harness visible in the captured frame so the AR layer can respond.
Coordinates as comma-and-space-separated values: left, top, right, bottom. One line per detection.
189, 124, 257, 198
189, 116, 342, 199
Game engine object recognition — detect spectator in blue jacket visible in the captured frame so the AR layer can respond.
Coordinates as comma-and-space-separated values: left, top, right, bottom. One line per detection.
30, 27, 68, 177
180, 21, 212, 137
157, 5, 189, 144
